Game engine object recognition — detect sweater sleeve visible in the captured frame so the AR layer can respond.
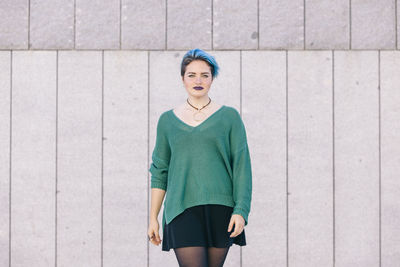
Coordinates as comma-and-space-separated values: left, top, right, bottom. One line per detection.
149, 113, 171, 191
230, 110, 252, 226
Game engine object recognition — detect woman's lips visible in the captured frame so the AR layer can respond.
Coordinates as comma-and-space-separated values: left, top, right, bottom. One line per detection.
193, 86, 204, 90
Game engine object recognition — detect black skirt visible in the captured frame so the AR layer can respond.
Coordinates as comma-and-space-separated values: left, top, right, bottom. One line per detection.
162, 204, 246, 251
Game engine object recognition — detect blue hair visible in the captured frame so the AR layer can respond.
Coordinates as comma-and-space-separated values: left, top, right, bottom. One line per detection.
181, 48, 219, 79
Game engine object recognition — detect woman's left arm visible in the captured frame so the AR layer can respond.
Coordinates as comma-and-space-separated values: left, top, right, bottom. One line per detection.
231, 143, 252, 226
229, 109, 252, 227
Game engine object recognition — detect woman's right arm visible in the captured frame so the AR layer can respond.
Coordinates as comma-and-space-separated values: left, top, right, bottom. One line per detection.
148, 188, 166, 245
150, 188, 166, 221
148, 113, 170, 245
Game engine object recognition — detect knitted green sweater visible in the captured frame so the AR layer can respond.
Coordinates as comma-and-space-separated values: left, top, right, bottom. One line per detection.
149, 105, 252, 230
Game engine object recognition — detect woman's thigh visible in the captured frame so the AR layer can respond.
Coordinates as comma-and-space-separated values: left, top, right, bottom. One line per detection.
173, 245, 231, 267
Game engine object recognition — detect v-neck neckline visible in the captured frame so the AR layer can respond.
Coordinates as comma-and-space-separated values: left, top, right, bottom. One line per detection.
170, 105, 226, 130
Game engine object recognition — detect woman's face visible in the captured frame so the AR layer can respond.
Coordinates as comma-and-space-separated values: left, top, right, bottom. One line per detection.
182, 60, 213, 97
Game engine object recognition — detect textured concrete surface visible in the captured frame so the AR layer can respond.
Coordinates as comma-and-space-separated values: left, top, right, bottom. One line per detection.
259, 0, 304, 49
0, 51, 11, 267
1, 0, 400, 266
213, 0, 258, 49
351, 0, 396, 49
0, 0, 28, 49
167, 0, 211, 50
1, 50, 399, 266
75, 0, 120, 49
381, 51, 400, 265
305, 0, 349, 49
242, 51, 287, 266
57, 51, 103, 266
11, 51, 57, 266
335, 51, 380, 266
287, 51, 334, 266
122, 0, 166, 50
1, 0, 399, 50
102, 51, 148, 266
30, 0, 74, 49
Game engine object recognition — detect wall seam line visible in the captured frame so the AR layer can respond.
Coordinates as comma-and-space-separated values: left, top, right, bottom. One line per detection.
332, 49, 336, 267
55, 50, 59, 267
74, 0, 76, 49
211, 0, 213, 50
9, 50, 13, 267
349, 0, 352, 49
303, 0, 306, 49
257, 0, 259, 49
165, 0, 168, 50
239, 50, 243, 267
28, 0, 31, 49
147, 50, 150, 267
396, 0, 398, 49
378, 50, 382, 267
101, 50, 105, 267
286, 49, 289, 267
119, 0, 122, 49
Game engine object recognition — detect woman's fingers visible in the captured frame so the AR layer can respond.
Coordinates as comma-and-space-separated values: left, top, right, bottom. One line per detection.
229, 224, 242, 237
227, 217, 234, 232
148, 229, 161, 245
149, 232, 161, 245
229, 215, 244, 237
155, 231, 161, 243
148, 219, 162, 245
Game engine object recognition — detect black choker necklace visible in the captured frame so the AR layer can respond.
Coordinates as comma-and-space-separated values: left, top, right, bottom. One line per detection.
186, 97, 212, 121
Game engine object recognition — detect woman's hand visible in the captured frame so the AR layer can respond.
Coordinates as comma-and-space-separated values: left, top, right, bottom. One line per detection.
148, 218, 162, 246
227, 214, 245, 237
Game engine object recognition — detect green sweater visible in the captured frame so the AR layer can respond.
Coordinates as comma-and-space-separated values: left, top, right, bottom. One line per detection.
149, 105, 252, 230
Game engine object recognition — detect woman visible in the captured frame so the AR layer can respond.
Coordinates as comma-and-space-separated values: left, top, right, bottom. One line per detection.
147, 48, 252, 266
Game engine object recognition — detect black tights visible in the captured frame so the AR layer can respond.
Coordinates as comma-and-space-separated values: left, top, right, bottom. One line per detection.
173, 246, 230, 267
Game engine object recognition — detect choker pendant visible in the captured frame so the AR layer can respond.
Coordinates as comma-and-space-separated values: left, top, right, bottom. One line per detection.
193, 110, 207, 121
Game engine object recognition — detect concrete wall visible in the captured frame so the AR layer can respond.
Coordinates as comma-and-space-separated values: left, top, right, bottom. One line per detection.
0, 1, 399, 267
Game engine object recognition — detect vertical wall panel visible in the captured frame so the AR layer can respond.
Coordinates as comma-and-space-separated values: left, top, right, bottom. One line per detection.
207, 51, 241, 106
213, 0, 258, 49
288, 51, 334, 266
0, 51, 11, 267
30, 0, 74, 49
122, 0, 165, 50
306, 0, 349, 49
76, 0, 120, 49
259, 0, 304, 49
149, 51, 183, 266
352, 0, 396, 49
335, 51, 379, 266
381, 51, 400, 265
167, 0, 211, 50
58, 51, 102, 266
103, 51, 148, 267
0, 0, 28, 49
11, 51, 56, 266
242, 51, 287, 266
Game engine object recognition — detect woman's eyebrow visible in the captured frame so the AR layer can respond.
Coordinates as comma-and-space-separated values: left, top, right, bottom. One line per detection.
187, 72, 210, 74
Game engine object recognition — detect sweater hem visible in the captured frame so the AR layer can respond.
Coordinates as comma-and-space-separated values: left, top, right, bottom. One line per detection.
163, 193, 235, 226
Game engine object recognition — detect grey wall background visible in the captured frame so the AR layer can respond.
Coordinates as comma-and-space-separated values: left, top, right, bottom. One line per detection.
0, 0, 399, 267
